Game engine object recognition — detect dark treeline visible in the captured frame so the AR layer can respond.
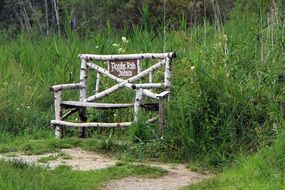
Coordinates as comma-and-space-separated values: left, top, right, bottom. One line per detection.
0, 0, 238, 36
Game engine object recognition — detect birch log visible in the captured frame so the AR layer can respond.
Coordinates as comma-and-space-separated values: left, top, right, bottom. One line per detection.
95, 73, 100, 94
79, 52, 176, 61
131, 83, 166, 89
134, 88, 143, 122
149, 71, 153, 83
54, 91, 62, 138
61, 101, 134, 109
149, 71, 153, 92
51, 120, 132, 128
79, 59, 88, 138
137, 59, 141, 73
159, 97, 166, 132
164, 58, 172, 100
50, 83, 85, 92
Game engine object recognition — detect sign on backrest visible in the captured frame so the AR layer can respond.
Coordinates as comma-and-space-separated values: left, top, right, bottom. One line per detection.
108, 60, 138, 78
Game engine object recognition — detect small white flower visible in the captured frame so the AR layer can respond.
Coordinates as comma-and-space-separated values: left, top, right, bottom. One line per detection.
27, 106, 30, 109
191, 66, 195, 70
226, 73, 230, 77
112, 43, 119, 47
121, 37, 128, 43
95, 46, 99, 49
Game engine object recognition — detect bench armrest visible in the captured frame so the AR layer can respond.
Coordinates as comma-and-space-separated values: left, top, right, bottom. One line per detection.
50, 83, 85, 92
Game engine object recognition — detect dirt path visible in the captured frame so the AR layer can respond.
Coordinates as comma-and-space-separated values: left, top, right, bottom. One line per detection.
0, 148, 210, 190
103, 162, 209, 190
0, 148, 117, 170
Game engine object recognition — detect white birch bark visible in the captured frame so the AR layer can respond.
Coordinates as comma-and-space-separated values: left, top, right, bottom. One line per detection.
51, 120, 132, 128
134, 88, 143, 122
61, 101, 133, 109
79, 59, 88, 137
95, 73, 100, 94
54, 91, 62, 138
79, 52, 176, 61
50, 83, 84, 92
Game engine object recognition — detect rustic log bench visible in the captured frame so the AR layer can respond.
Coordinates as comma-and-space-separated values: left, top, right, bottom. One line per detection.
50, 52, 176, 138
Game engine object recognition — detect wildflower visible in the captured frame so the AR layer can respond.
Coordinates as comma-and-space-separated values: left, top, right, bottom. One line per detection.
121, 37, 128, 43
112, 43, 119, 47
95, 46, 99, 49
118, 48, 125, 53
27, 106, 30, 109
16, 108, 20, 111
191, 66, 195, 70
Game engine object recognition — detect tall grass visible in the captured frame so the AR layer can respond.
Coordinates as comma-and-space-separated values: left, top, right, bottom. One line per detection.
185, 125, 285, 189
0, 0, 284, 166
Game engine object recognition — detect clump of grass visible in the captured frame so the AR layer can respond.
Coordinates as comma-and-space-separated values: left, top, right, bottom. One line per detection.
38, 152, 72, 163
38, 155, 58, 163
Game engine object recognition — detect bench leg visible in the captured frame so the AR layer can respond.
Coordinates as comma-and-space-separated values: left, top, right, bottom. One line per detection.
134, 88, 143, 122
54, 91, 63, 138
159, 98, 166, 133
78, 108, 87, 138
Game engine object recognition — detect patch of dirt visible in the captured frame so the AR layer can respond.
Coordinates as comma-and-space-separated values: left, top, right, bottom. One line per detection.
0, 148, 118, 170
0, 148, 211, 189
102, 162, 210, 190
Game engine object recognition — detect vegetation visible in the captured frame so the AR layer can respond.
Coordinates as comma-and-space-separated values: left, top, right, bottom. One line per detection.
185, 129, 285, 189
0, 0, 284, 189
0, 160, 165, 190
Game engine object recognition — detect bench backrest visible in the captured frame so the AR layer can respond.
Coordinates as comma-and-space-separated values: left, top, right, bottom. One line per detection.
78, 52, 176, 102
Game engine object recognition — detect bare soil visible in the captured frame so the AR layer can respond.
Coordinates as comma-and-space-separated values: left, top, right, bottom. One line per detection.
0, 148, 211, 190
102, 162, 209, 190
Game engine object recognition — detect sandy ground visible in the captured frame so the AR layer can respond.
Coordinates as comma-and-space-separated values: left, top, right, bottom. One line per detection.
0, 148, 117, 170
0, 148, 211, 190
103, 162, 209, 190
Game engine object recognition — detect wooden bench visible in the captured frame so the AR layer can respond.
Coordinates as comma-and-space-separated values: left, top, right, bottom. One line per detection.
50, 52, 176, 138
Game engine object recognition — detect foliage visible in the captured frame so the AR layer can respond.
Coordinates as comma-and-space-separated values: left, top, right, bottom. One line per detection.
0, 160, 165, 190
184, 124, 285, 190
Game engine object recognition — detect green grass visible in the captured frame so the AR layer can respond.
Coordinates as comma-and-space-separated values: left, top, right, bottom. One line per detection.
37, 151, 72, 164
183, 126, 285, 190
38, 155, 58, 163
0, 160, 166, 190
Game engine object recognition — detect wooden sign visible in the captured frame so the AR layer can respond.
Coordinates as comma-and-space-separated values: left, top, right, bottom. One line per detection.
108, 60, 138, 78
